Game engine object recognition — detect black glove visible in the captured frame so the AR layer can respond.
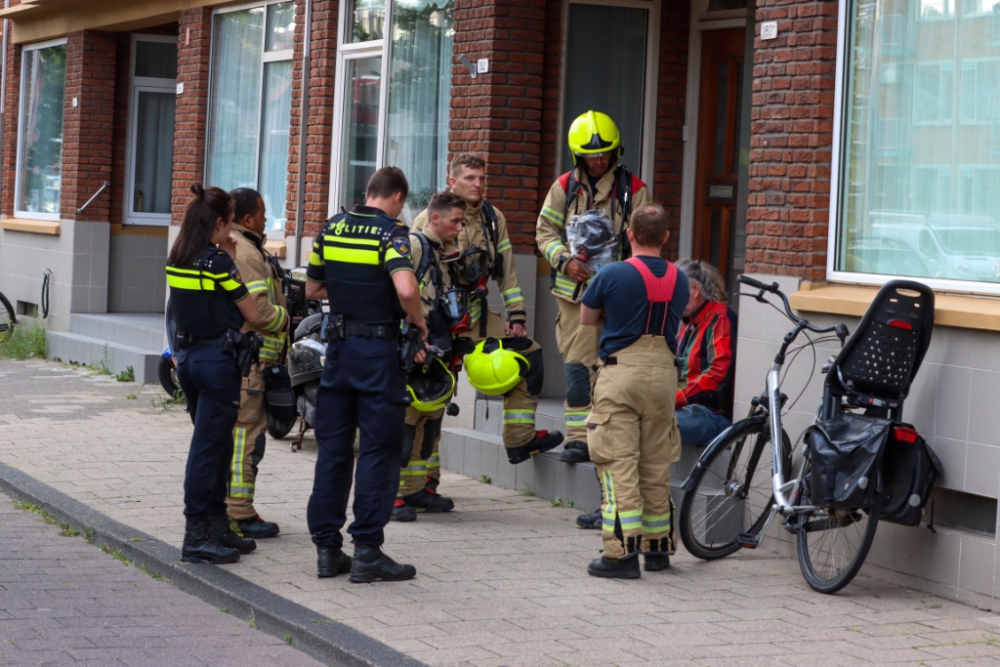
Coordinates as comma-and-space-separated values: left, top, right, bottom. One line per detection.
263, 365, 296, 427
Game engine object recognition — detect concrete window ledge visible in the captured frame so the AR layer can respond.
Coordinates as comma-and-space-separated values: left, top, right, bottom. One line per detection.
792, 281, 1000, 332
0, 219, 60, 235
265, 239, 286, 258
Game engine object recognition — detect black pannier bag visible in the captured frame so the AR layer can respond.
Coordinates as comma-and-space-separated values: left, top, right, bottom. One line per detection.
805, 413, 892, 509
878, 423, 942, 526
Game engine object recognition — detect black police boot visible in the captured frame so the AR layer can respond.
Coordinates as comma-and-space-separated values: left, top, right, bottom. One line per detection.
390, 498, 417, 522
644, 538, 670, 572
317, 546, 353, 578
349, 545, 416, 583
181, 519, 241, 565
559, 439, 590, 464
208, 516, 256, 554
402, 488, 455, 513
506, 430, 564, 464
587, 554, 641, 579
234, 515, 280, 539
576, 509, 602, 529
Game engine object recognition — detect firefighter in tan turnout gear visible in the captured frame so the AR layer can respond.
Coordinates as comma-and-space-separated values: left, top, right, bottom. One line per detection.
579, 203, 689, 579
536, 111, 651, 527
413, 154, 563, 464
392, 192, 467, 522
224, 188, 290, 539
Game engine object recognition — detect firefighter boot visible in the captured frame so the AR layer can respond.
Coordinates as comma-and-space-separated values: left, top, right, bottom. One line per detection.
507, 430, 565, 464
234, 515, 280, 539
317, 546, 353, 578
349, 545, 417, 583
576, 509, 602, 529
208, 516, 257, 554
181, 519, 241, 565
587, 537, 641, 579
402, 488, 455, 513
559, 440, 590, 464
390, 498, 417, 522
644, 538, 670, 572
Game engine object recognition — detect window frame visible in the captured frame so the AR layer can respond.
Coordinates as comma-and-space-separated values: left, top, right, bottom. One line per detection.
124, 34, 177, 227
205, 0, 295, 231
14, 37, 68, 221
827, 0, 1000, 294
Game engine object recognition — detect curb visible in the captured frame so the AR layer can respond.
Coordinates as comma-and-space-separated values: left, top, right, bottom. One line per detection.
0, 461, 428, 667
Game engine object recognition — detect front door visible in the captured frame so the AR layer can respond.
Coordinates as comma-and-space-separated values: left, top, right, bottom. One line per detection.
693, 28, 746, 286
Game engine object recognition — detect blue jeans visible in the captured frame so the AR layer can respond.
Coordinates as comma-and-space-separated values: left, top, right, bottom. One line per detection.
677, 404, 731, 447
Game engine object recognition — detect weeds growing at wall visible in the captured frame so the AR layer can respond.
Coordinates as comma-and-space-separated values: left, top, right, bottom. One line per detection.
0, 317, 47, 360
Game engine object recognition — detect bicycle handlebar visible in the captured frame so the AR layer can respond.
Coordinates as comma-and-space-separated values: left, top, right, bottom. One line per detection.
737, 275, 779, 293
737, 274, 848, 339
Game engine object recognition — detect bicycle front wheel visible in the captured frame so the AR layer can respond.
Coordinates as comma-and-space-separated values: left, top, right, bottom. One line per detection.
795, 461, 881, 594
679, 417, 790, 560
0, 291, 15, 344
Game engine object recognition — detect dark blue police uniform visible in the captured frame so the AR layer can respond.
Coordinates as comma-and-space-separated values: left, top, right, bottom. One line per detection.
166, 246, 248, 523
305, 205, 414, 551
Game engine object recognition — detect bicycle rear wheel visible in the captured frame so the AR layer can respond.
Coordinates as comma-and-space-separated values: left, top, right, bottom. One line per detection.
679, 417, 791, 560
0, 291, 15, 344
795, 461, 881, 594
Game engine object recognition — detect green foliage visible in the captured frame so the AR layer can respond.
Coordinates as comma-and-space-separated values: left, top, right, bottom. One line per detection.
480, 474, 492, 485
0, 317, 47, 360
247, 610, 258, 630
115, 366, 135, 383
151, 389, 186, 412
126, 392, 138, 400
550, 497, 574, 508
521, 489, 535, 497
284, 632, 293, 645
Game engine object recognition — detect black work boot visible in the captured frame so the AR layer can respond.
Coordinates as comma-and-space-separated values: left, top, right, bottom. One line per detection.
559, 439, 590, 464
402, 488, 455, 513
390, 498, 417, 522
234, 515, 280, 539
349, 545, 416, 583
181, 519, 241, 565
208, 516, 256, 554
507, 430, 564, 464
644, 539, 670, 572
576, 509, 602, 529
587, 554, 641, 579
317, 546, 353, 578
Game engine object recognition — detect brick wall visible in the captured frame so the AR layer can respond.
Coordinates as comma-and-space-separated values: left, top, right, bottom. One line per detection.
171, 8, 213, 225
450, 0, 546, 252
745, 0, 838, 280
286, 0, 338, 240
2, 39, 21, 218
61, 30, 117, 222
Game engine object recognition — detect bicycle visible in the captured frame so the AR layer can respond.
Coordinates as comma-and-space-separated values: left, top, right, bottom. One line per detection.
0, 289, 16, 344
678, 275, 934, 593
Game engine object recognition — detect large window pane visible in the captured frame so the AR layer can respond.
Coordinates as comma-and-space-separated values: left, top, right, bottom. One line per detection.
17, 44, 67, 216
132, 91, 176, 215
135, 41, 178, 79
266, 2, 295, 52
837, 0, 1000, 284
385, 0, 453, 217
339, 56, 382, 210
348, 0, 385, 42
259, 61, 293, 230
206, 9, 264, 196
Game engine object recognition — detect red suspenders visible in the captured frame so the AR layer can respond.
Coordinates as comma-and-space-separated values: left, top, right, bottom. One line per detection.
624, 257, 678, 335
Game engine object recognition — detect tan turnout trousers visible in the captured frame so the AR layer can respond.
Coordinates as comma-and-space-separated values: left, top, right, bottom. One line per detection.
399, 405, 445, 496
555, 298, 601, 442
228, 366, 267, 521
587, 336, 681, 559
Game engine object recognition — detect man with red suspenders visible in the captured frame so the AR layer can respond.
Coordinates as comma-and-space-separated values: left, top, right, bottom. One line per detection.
579, 203, 689, 579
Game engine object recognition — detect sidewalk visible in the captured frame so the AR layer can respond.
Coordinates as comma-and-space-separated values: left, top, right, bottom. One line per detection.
3, 357, 1000, 667
0, 488, 326, 667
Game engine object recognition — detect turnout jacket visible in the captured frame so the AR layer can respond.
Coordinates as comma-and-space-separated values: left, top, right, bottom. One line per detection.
409, 227, 459, 320
535, 164, 650, 304
413, 200, 526, 326
676, 299, 738, 419
231, 223, 288, 365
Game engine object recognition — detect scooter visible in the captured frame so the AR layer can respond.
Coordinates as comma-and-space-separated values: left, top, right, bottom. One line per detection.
286, 311, 325, 451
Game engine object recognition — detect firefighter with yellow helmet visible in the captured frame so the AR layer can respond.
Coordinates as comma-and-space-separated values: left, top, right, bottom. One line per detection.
536, 111, 651, 522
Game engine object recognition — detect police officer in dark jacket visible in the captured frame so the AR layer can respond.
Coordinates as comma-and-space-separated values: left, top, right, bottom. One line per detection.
167, 184, 262, 564
305, 167, 428, 582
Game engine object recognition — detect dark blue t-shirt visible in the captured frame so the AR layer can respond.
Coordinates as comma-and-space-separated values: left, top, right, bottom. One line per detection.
581, 256, 690, 360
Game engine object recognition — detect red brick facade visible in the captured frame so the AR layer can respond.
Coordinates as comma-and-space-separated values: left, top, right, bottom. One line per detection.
745, 0, 838, 280
286, 0, 338, 239
1, 41, 22, 218
171, 8, 213, 225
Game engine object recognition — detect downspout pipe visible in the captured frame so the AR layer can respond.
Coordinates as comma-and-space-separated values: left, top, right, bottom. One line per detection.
293, 0, 312, 267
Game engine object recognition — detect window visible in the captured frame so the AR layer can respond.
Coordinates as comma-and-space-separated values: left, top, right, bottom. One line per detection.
205, 1, 294, 233
16, 40, 67, 220
833, 0, 1000, 289
331, 0, 454, 219
125, 35, 177, 225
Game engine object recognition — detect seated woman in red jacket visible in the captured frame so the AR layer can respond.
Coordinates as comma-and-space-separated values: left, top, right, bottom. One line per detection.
674, 260, 737, 446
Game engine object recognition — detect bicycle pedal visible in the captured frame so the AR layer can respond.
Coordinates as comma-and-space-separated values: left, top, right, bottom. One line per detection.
735, 532, 759, 549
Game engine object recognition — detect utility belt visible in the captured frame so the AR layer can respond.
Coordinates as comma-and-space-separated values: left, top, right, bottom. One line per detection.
175, 328, 263, 377
322, 314, 397, 342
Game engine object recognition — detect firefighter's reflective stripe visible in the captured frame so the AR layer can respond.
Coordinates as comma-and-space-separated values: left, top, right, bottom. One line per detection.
617, 510, 642, 530
259, 335, 284, 363
502, 288, 523, 308
246, 280, 269, 295
503, 410, 535, 425
553, 273, 581, 298
497, 239, 512, 253
401, 461, 427, 476
565, 410, 589, 429
230, 428, 254, 498
259, 305, 287, 334
641, 512, 672, 534
470, 299, 483, 326
544, 241, 568, 266
601, 470, 617, 532
427, 452, 440, 472
540, 206, 565, 228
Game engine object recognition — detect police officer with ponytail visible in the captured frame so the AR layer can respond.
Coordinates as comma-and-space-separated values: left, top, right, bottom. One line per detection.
167, 184, 261, 564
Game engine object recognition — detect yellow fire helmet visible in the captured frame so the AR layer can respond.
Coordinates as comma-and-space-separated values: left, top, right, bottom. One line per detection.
567, 110, 623, 164
407, 356, 456, 412
464, 338, 530, 396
